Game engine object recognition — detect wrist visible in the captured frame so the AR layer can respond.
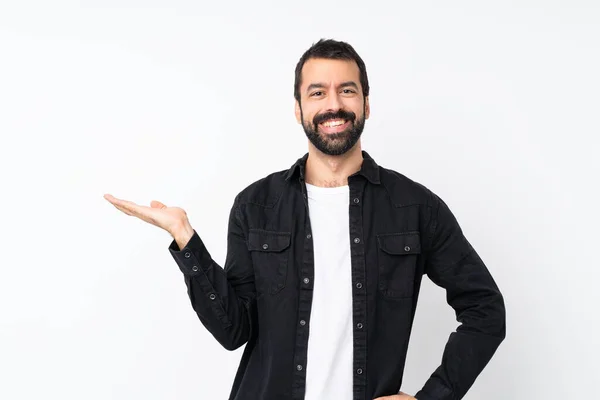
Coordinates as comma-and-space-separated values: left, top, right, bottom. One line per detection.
171, 220, 194, 247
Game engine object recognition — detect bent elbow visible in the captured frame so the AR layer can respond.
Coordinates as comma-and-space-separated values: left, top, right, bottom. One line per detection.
222, 337, 248, 351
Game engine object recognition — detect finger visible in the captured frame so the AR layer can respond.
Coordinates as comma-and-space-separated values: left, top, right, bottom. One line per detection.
150, 200, 167, 209
111, 203, 135, 217
114, 204, 160, 226
106, 194, 163, 226
109, 199, 143, 217
117, 203, 148, 219
105, 194, 140, 209
104, 193, 127, 205
105, 195, 146, 215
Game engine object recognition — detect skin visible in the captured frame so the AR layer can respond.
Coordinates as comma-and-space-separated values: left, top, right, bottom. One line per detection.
102, 194, 194, 250
103, 56, 416, 400
295, 57, 370, 188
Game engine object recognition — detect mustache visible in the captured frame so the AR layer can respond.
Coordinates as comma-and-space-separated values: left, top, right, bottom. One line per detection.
313, 110, 356, 126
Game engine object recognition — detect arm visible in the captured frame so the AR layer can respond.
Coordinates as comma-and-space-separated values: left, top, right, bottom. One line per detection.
414, 195, 506, 400
168, 195, 257, 351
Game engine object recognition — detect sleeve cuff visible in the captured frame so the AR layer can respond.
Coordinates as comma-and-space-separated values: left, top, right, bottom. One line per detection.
414, 382, 453, 400
168, 229, 214, 276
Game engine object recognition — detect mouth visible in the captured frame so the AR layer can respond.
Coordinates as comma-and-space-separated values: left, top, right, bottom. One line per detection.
318, 118, 351, 134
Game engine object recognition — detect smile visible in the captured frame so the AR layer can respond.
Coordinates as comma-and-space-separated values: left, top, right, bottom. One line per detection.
318, 118, 351, 134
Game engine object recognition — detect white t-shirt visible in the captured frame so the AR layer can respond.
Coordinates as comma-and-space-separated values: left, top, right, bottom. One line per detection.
304, 182, 354, 400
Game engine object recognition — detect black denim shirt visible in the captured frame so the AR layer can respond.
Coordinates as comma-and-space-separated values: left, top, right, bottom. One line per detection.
168, 150, 506, 400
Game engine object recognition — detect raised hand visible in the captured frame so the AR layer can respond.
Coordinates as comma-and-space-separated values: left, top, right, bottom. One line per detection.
103, 194, 193, 243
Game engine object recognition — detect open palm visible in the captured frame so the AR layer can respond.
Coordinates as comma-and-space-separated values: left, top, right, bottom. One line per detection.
103, 193, 187, 235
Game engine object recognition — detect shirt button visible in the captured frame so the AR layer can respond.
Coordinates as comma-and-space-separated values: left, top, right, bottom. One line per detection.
300, 319, 306, 326
356, 282, 363, 289
191, 265, 199, 272
306, 233, 311, 239
353, 237, 360, 244
209, 293, 216, 300
297, 364, 303, 371
303, 277, 310, 284
357, 323, 363, 329
262, 243, 269, 250
404, 245, 411, 252
357, 368, 363, 375
184, 252, 191, 258
353, 198, 360, 204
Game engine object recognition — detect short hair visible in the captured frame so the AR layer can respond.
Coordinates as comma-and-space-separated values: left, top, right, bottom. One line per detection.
293, 39, 370, 103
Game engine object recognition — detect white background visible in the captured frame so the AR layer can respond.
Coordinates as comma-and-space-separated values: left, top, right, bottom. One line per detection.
1, 1, 598, 399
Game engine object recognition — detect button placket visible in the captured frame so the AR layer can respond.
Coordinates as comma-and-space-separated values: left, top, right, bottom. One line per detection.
348, 179, 368, 397
292, 175, 316, 398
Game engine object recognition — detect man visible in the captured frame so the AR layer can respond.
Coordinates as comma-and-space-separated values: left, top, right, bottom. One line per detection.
104, 39, 506, 400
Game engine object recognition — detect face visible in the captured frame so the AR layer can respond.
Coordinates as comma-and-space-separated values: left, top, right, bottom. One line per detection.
295, 58, 370, 156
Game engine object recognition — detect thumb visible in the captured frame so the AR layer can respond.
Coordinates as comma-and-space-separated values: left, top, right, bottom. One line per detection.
150, 200, 167, 209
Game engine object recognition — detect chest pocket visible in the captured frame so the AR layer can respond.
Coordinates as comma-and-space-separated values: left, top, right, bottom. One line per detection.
247, 229, 291, 296
376, 231, 421, 299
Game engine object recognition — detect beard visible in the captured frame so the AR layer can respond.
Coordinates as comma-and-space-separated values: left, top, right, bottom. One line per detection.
300, 105, 366, 156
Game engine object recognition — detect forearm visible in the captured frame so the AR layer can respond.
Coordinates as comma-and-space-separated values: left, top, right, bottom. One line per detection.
415, 317, 505, 400
169, 229, 255, 351
182, 260, 254, 350
417, 252, 506, 399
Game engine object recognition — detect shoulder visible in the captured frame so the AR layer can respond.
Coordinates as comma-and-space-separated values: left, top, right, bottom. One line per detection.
232, 169, 290, 209
377, 165, 439, 209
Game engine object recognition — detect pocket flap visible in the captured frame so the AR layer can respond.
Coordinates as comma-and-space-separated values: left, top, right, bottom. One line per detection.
247, 229, 292, 252
377, 232, 421, 255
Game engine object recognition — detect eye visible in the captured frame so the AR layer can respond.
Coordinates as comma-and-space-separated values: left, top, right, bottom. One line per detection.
342, 89, 356, 94
310, 91, 324, 97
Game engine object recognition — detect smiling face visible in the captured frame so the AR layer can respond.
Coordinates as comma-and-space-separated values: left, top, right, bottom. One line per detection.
295, 58, 370, 156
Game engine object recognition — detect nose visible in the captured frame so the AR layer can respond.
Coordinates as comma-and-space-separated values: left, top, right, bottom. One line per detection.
324, 91, 342, 112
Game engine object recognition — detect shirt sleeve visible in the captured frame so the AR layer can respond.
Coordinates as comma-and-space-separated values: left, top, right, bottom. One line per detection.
415, 194, 506, 400
168, 195, 257, 351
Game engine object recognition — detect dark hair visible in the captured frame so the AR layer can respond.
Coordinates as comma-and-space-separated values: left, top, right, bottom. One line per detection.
293, 39, 370, 103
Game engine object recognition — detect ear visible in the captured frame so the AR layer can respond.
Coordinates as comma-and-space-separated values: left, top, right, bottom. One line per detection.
364, 96, 370, 120
294, 100, 302, 124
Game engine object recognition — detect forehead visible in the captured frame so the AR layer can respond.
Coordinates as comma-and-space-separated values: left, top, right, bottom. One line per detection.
300, 58, 361, 88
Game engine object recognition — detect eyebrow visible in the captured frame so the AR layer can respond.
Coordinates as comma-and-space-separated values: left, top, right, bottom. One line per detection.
306, 81, 359, 93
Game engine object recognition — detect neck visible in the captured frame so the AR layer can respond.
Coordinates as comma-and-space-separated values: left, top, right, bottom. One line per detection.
304, 143, 363, 187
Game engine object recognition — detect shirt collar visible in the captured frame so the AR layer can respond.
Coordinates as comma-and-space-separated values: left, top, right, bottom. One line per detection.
283, 150, 381, 185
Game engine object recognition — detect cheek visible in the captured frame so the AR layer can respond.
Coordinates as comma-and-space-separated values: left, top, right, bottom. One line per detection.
350, 100, 365, 114
303, 111, 317, 124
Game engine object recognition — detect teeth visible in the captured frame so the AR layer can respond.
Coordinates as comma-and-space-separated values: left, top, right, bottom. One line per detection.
322, 119, 345, 127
